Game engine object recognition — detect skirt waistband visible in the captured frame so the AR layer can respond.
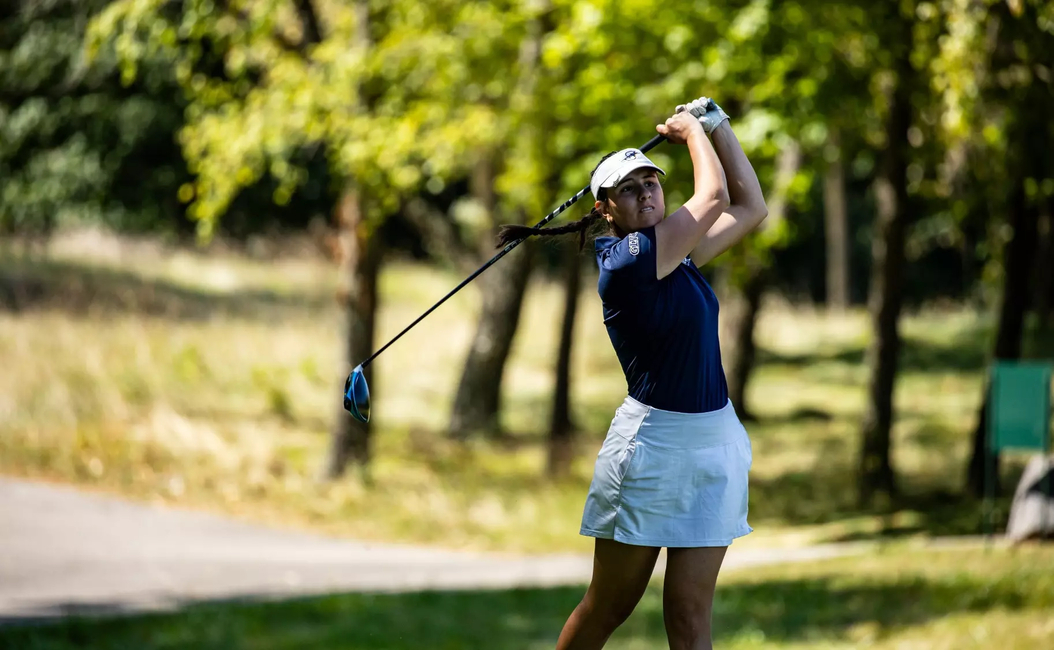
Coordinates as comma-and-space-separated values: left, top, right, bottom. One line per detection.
612, 396, 745, 450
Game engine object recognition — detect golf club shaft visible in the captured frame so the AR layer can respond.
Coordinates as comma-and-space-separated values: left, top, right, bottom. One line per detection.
359, 133, 668, 370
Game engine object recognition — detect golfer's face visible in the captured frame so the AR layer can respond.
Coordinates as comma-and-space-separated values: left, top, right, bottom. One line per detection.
603, 169, 664, 234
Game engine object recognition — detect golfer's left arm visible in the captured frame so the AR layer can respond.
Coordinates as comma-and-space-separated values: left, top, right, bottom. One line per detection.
689, 123, 768, 267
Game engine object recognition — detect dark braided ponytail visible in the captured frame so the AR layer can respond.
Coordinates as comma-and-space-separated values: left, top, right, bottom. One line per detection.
494, 151, 619, 251
495, 209, 607, 250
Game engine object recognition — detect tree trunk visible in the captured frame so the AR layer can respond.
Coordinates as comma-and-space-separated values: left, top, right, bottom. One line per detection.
724, 268, 766, 421
448, 5, 550, 440
548, 242, 583, 477
322, 188, 384, 479
964, 185, 1040, 497
1033, 203, 1053, 327
824, 128, 851, 311
449, 158, 534, 439
449, 239, 533, 439
857, 46, 914, 507
319, 0, 380, 480
963, 4, 1051, 493
719, 140, 801, 421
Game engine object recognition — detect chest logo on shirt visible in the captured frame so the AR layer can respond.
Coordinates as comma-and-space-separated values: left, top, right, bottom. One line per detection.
628, 232, 640, 256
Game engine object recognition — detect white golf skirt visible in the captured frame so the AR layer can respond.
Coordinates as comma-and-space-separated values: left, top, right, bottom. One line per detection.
579, 395, 753, 548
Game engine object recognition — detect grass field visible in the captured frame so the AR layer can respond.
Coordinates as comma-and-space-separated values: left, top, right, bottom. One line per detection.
0, 229, 1044, 554
3, 545, 1052, 649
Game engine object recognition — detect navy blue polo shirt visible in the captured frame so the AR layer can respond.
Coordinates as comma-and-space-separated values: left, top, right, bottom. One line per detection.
595, 225, 728, 413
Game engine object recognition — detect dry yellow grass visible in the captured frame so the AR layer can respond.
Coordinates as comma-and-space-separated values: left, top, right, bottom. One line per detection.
0, 228, 1020, 553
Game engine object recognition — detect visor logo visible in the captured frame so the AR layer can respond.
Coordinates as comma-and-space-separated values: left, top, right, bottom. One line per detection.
623, 150, 638, 160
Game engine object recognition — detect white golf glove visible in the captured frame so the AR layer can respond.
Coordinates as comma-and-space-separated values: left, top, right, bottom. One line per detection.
676, 97, 730, 135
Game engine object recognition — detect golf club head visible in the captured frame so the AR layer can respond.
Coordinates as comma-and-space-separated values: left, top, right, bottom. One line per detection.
343, 364, 371, 423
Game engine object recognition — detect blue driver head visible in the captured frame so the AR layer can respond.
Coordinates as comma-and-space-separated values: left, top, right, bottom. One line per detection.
343, 364, 371, 424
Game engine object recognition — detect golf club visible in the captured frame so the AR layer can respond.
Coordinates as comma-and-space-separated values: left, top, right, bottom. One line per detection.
343, 132, 669, 423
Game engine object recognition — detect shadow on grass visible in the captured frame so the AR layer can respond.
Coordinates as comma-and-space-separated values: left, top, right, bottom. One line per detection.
820, 460, 1033, 544
746, 465, 1011, 541
707, 571, 1046, 645
0, 257, 332, 322
1, 565, 1047, 649
754, 407, 835, 424
757, 323, 991, 375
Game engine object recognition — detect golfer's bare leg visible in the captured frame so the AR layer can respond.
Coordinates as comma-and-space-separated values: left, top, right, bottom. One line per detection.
662, 546, 728, 650
555, 538, 660, 650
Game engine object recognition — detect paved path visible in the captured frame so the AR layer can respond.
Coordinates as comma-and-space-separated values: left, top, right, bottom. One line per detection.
0, 477, 872, 623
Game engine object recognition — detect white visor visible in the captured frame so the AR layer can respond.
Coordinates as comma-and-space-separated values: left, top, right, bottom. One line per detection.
590, 148, 666, 201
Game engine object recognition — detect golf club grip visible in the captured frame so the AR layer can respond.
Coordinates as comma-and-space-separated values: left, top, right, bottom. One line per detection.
359, 133, 670, 369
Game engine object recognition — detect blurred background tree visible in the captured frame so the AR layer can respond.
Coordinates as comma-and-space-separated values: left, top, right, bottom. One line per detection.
0, 0, 190, 244
87, 0, 508, 478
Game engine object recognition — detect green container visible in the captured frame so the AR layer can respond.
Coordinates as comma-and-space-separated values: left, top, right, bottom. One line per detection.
988, 362, 1053, 453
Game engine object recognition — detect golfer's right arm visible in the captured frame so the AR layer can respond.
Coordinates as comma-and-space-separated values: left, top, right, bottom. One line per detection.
654, 114, 730, 279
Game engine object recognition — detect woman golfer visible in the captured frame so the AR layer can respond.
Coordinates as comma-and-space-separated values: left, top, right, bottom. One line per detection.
498, 97, 768, 649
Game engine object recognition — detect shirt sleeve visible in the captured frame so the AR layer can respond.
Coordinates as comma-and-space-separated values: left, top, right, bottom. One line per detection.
597, 226, 659, 290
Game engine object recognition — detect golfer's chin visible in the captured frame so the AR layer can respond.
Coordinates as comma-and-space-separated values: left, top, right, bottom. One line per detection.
632, 210, 662, 231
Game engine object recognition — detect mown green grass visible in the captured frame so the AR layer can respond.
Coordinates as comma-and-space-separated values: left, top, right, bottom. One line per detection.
0, 232, 1043, 553
3, 546, 1052, 649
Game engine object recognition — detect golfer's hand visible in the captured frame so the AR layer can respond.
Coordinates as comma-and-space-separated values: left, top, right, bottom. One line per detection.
657, 111, 706, 145
676, 97, 730, 135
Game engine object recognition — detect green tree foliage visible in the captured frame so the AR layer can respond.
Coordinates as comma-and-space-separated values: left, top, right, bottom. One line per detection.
84, 0, 851, 267
87, 0, 500, 240
1, 0, 190, 236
